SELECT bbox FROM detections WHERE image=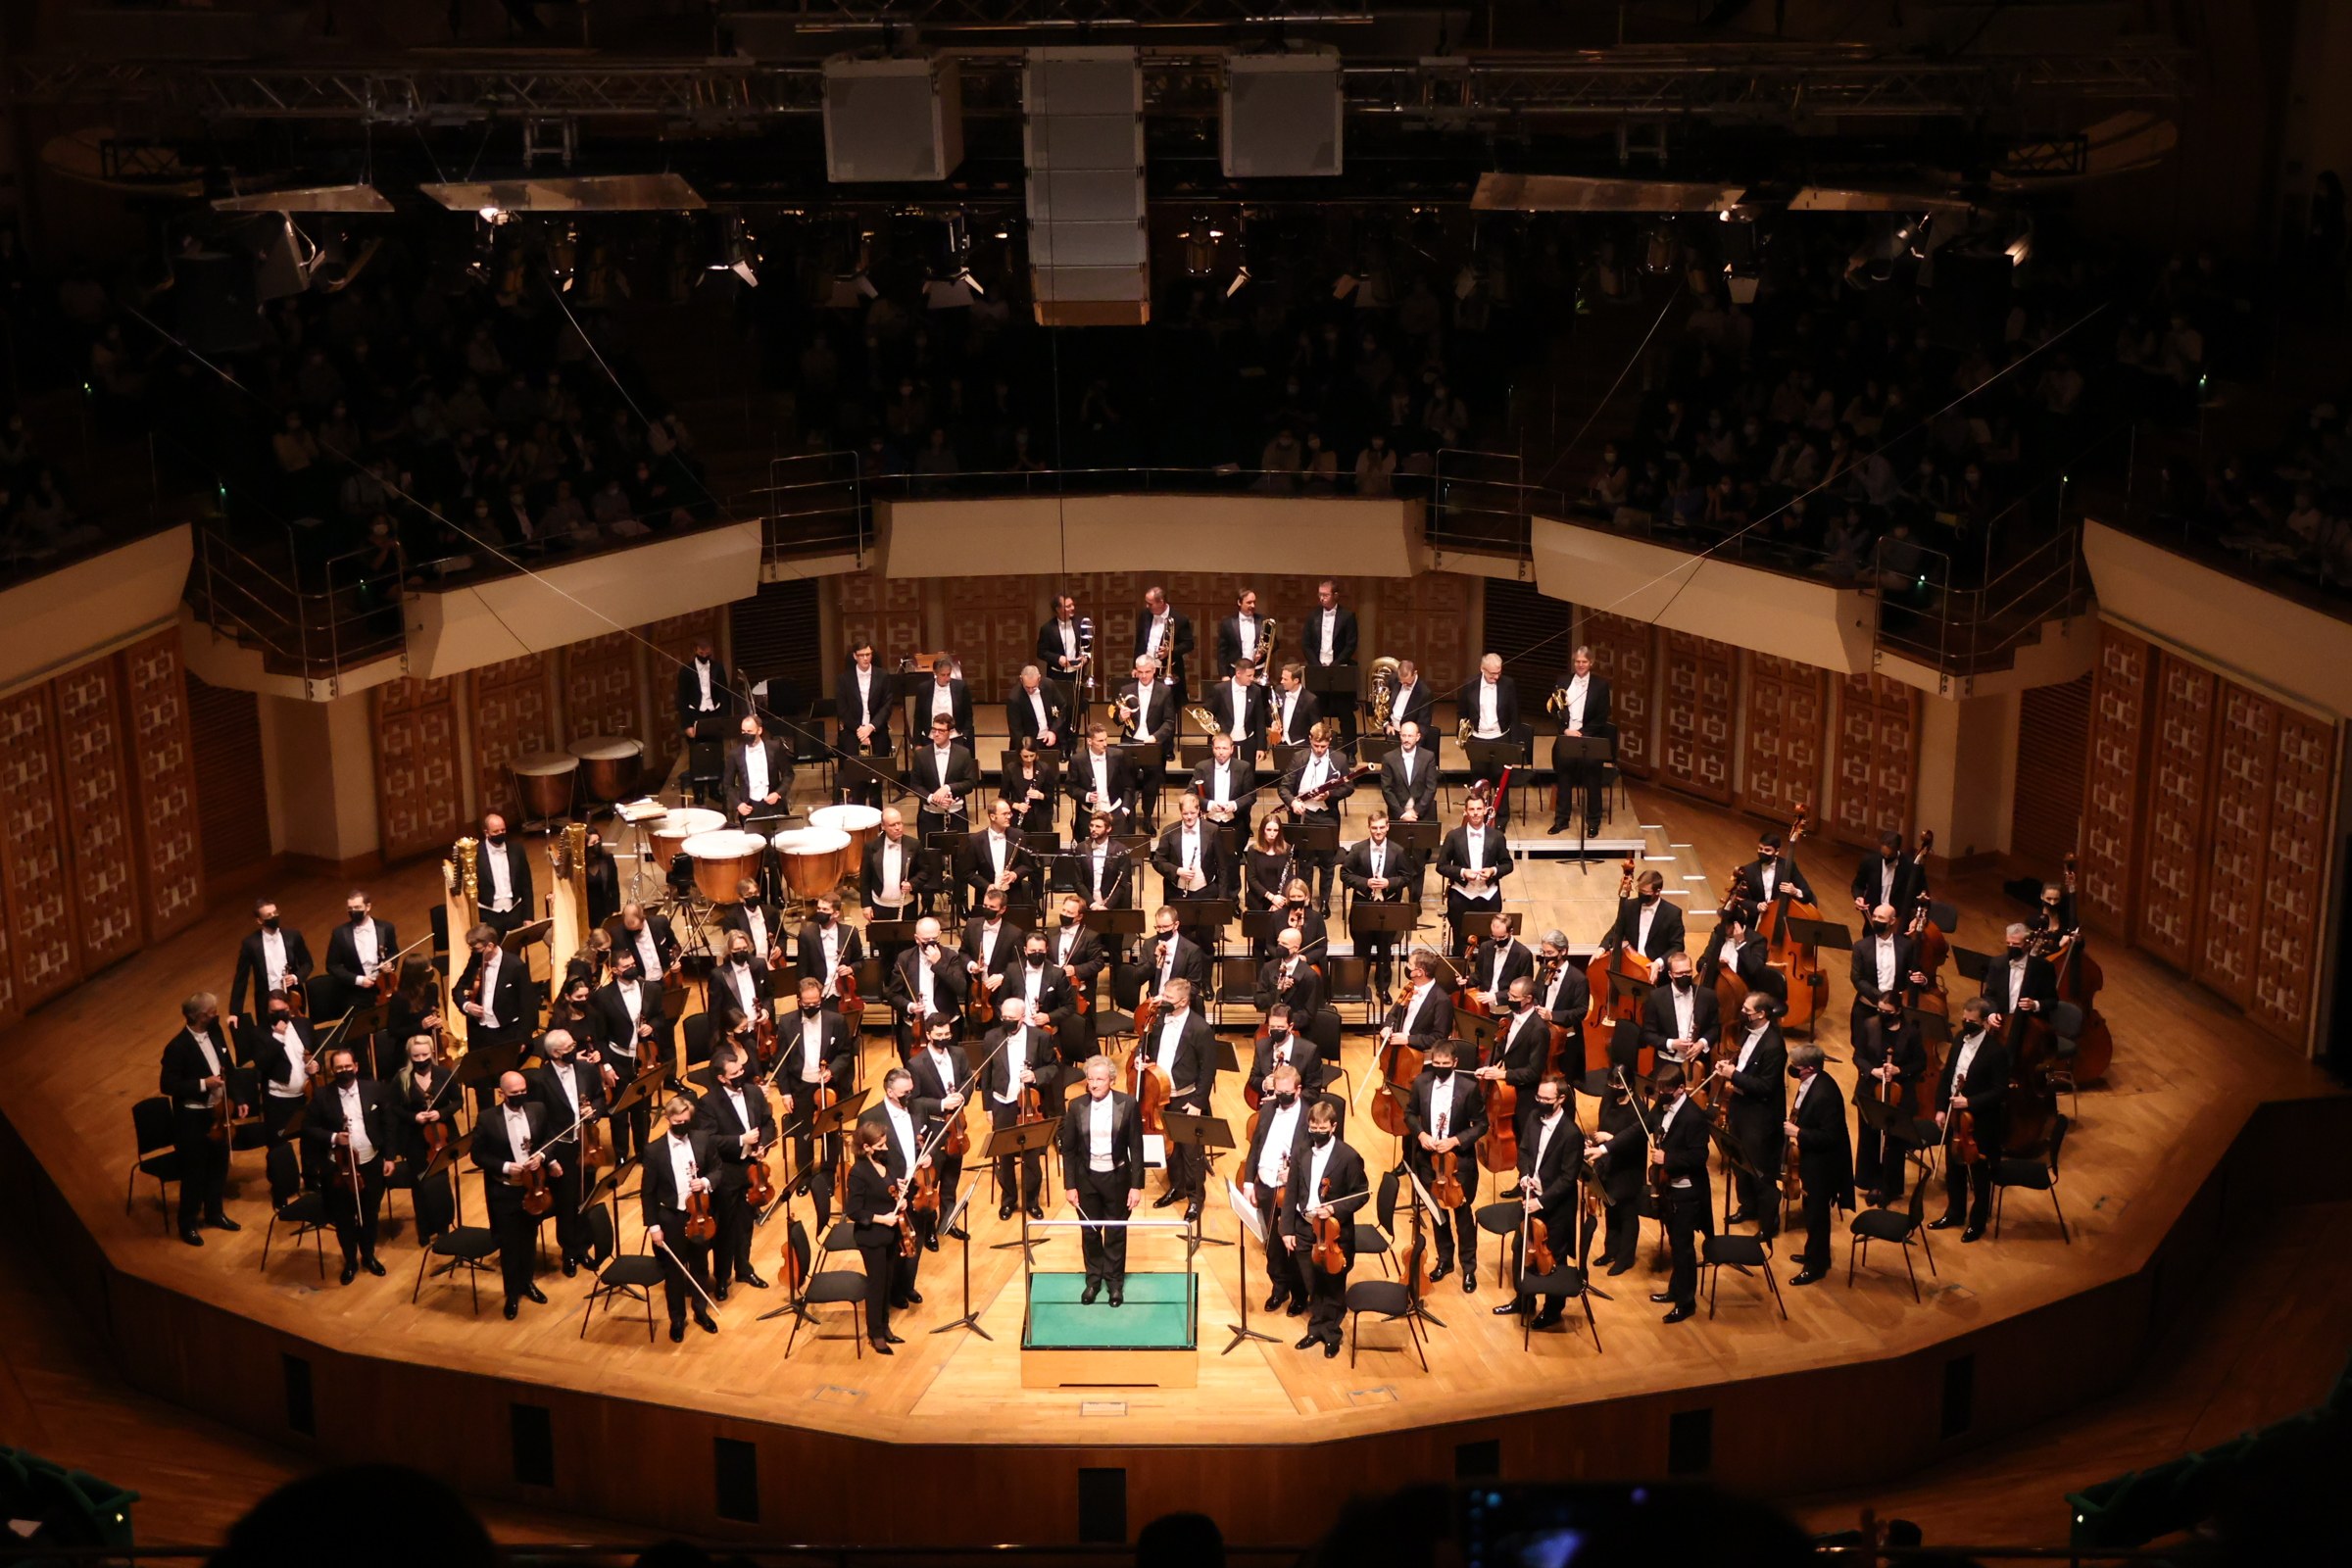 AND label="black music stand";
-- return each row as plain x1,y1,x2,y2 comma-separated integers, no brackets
984,1118,1061,1259
420,1138,475,1231
1456,1009,1501,1068
807,1088,871,1187
1159,1109,1234,1251
866,918,920,953
928,1180,992,1340
1355,733,1397,770
1280,820,1340,857
1168,896,1235,946
1271,741,1307,776
502,918,553,956
1239,909,1291,949
1788,916,1856,954
1951,947,1994,985
1348,901,1422,999
1550,736,1615,871
1303,661,1357,711
1388,820,1441,856
1219,1176,1282,1353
